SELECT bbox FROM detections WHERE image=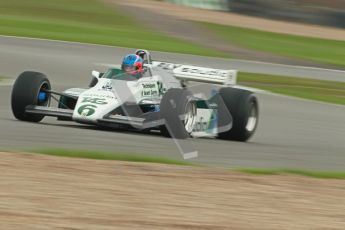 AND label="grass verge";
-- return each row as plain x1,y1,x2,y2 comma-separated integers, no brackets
25,149,344,179
238,168,345,179
200,22,345,67
32,149,195,166
238,72,345,105
0,0,224,57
